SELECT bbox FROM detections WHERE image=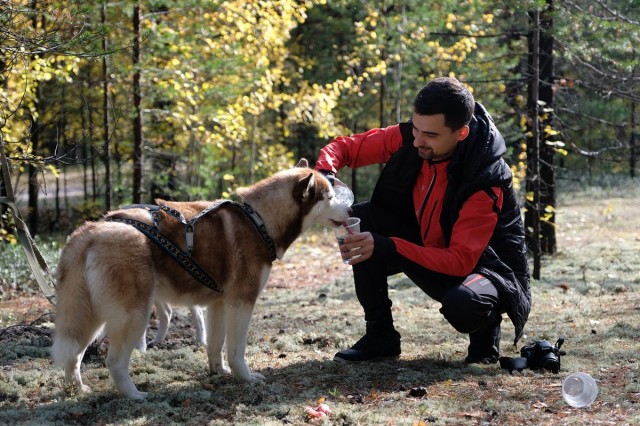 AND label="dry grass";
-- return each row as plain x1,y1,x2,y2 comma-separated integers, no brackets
1,182,639,425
